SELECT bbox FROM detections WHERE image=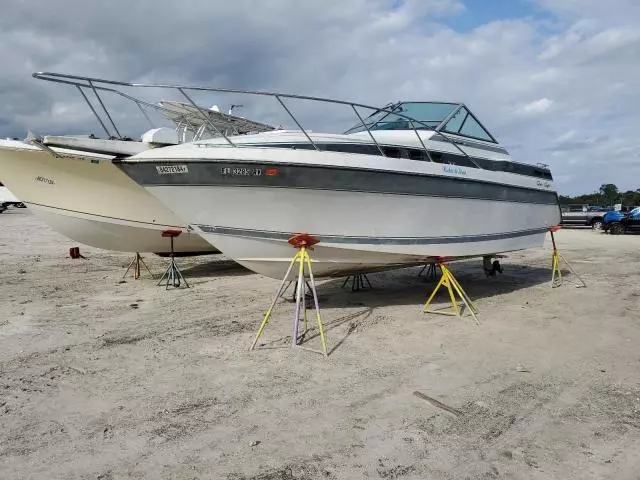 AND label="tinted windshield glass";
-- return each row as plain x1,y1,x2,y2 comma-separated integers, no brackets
345,102,458,133
442,107,494,142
